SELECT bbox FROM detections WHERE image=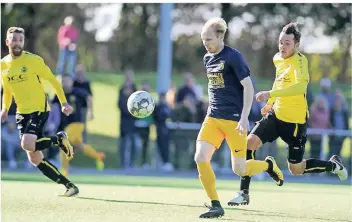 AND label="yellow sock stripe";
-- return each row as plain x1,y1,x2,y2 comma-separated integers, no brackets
293,123,298,137
42,160,61,175
304,167,326,172
36,137,51,142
